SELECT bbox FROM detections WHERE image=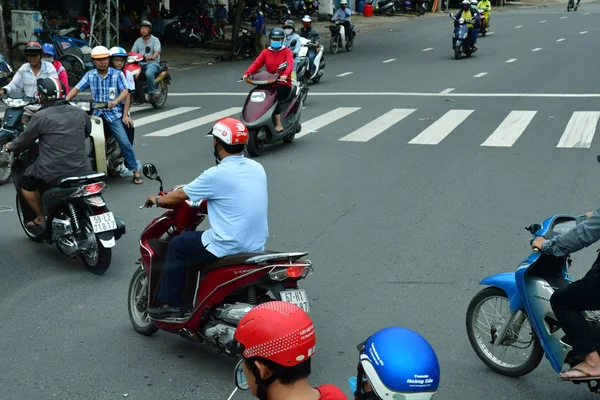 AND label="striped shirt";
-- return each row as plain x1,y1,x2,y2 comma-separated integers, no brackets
75,67,127,122
3,61,58,98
